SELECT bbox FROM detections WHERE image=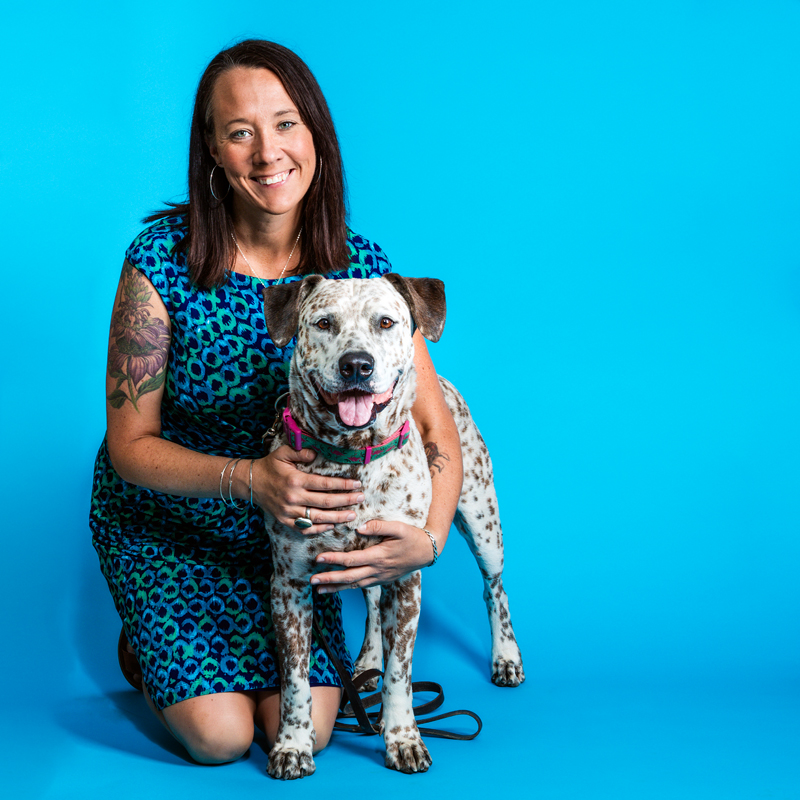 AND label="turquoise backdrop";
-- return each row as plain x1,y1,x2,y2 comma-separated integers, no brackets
2,1,799,797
